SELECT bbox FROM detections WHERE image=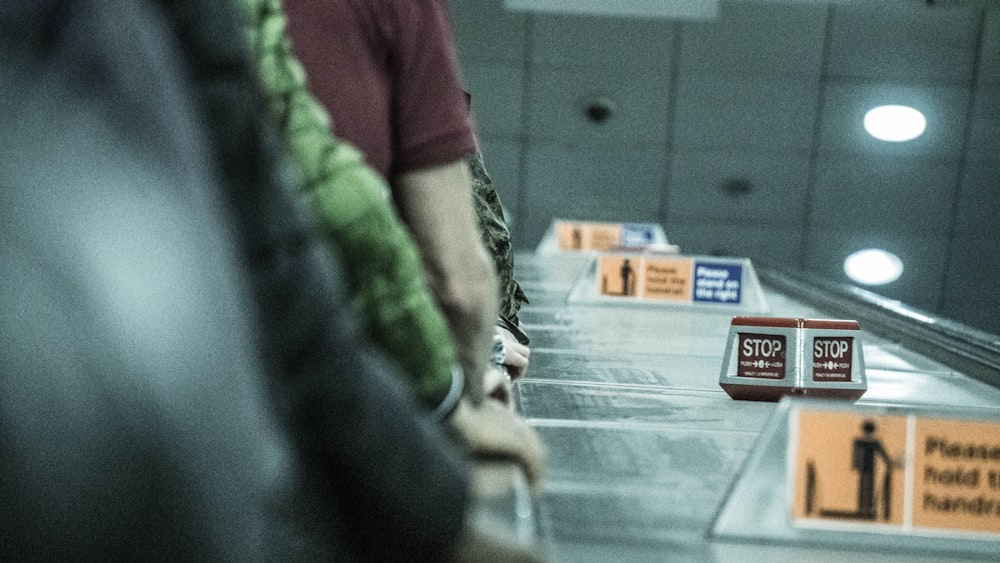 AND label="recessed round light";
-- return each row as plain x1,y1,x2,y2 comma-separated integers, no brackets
864,105,926,142
844,248,904,285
